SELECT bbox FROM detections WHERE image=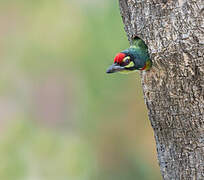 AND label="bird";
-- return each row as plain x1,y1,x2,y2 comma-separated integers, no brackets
106,37,152,74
